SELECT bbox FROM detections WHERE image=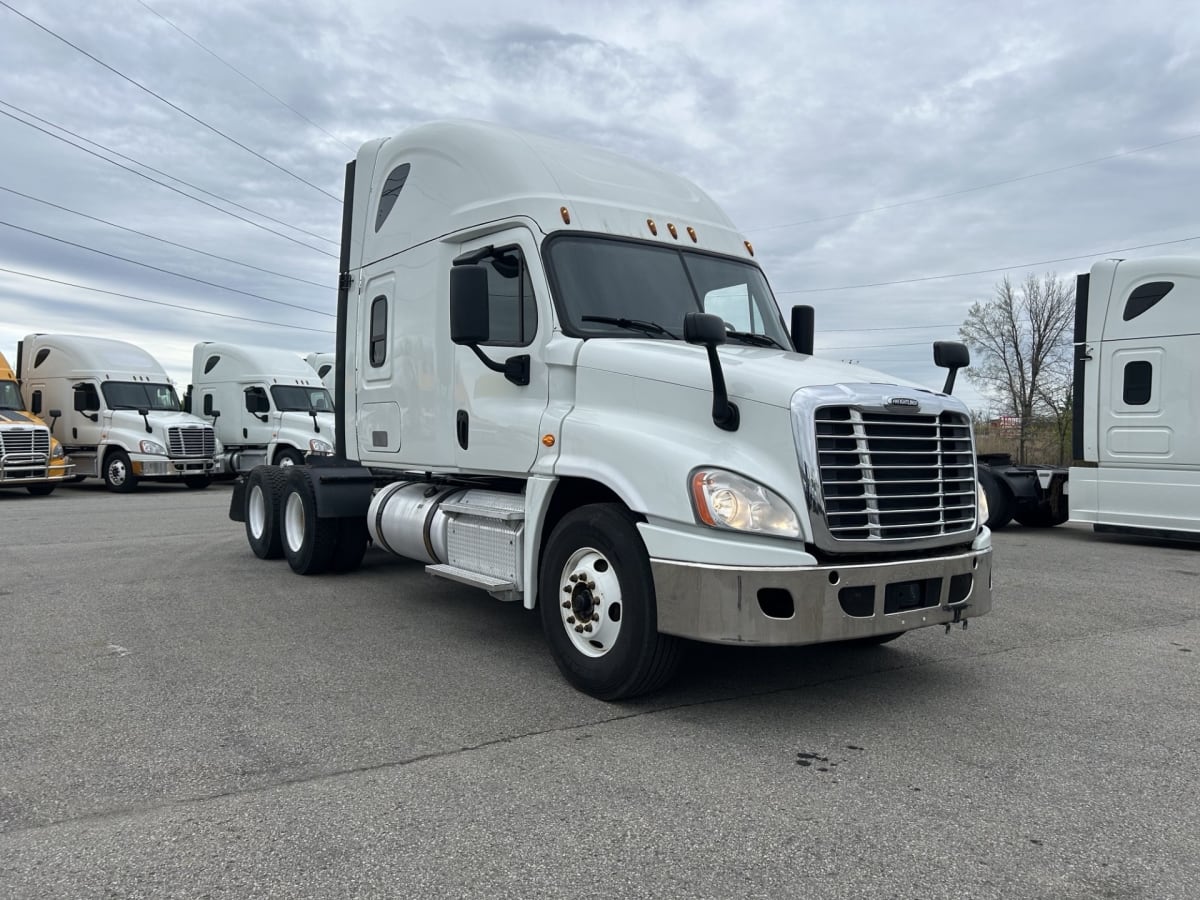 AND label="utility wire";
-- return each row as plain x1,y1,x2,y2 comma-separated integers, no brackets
819,321,957,333
0,104,339,258
0,184,331,290
0,0,342,203
748,131,1200,233
0,265,335,334
818,339,946,351
777,234,1200,294
136,0,355,154
0,219,333,317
